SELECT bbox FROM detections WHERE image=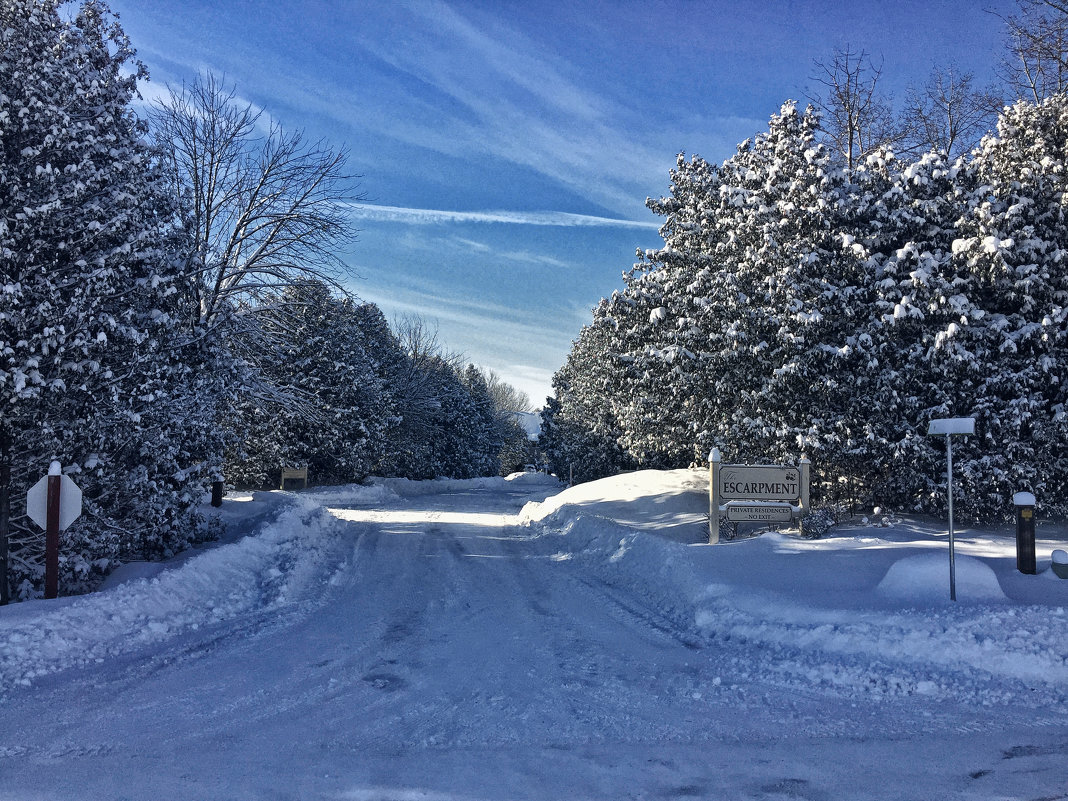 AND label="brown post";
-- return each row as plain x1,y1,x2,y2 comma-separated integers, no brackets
45,465,61,599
